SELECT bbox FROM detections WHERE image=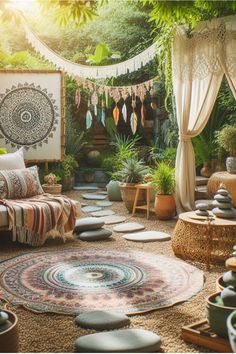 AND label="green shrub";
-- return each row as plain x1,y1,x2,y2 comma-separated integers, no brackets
216,124,236,156
151,162,175,195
